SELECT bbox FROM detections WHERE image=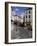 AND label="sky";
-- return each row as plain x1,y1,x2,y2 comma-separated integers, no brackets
11,6,32,15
